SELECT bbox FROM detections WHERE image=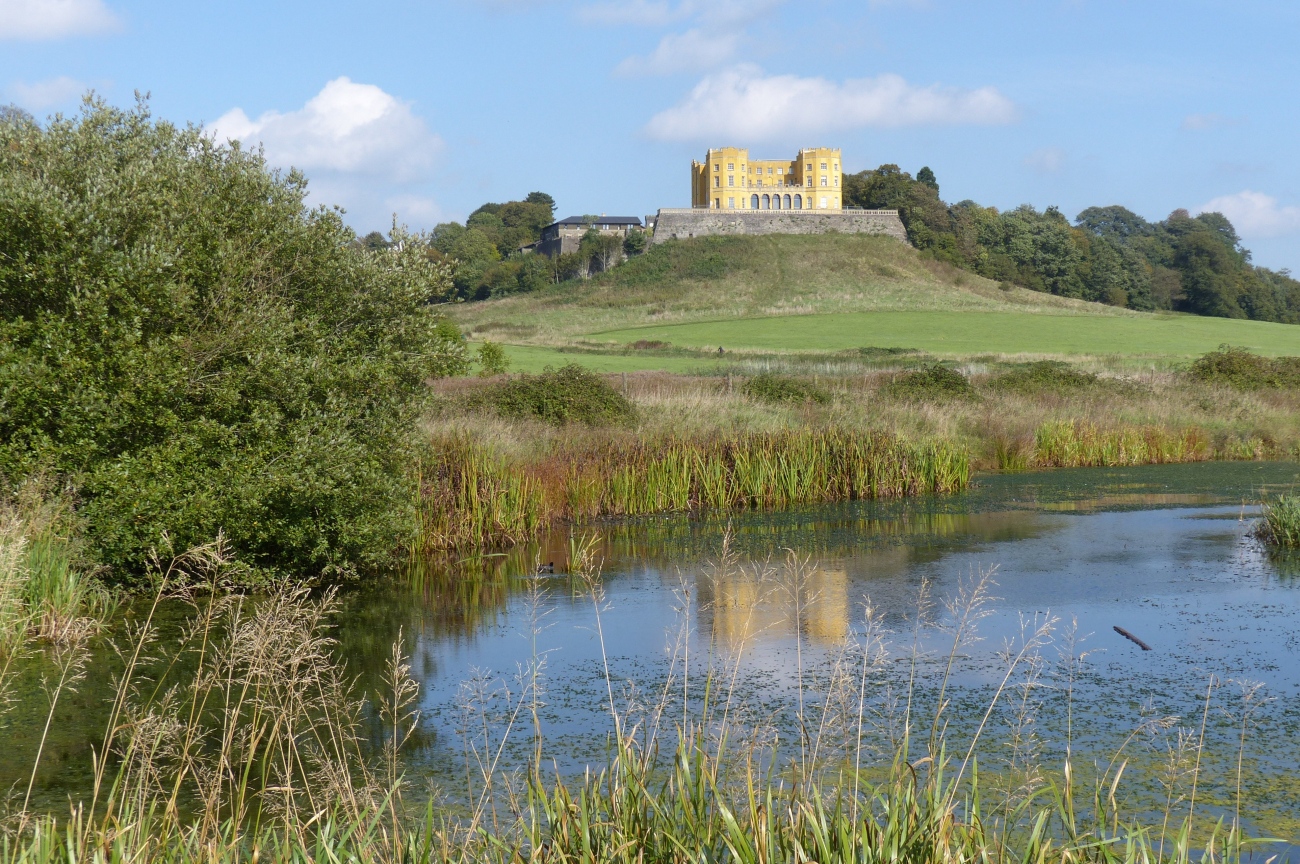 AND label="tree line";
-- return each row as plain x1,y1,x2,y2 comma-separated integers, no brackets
845,165,1300,323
